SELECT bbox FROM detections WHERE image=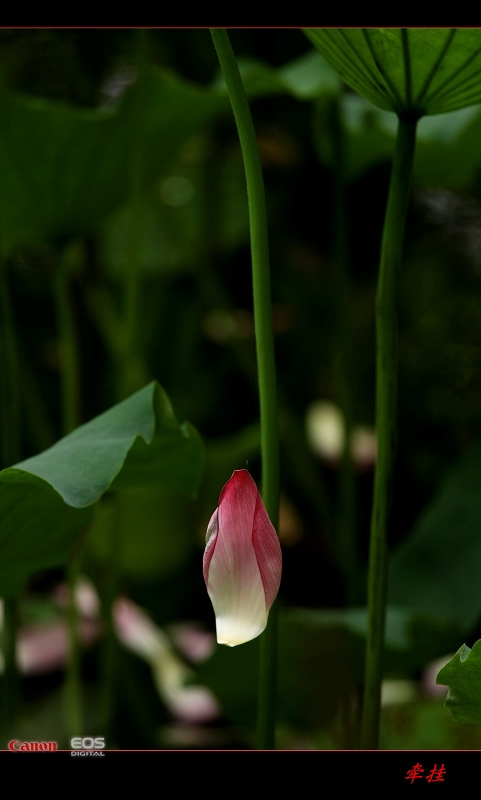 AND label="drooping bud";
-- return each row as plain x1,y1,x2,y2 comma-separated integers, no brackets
203,470,282,647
